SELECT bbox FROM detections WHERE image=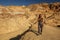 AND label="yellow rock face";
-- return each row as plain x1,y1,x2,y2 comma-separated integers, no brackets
0,2,60,35
0,5,37,35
